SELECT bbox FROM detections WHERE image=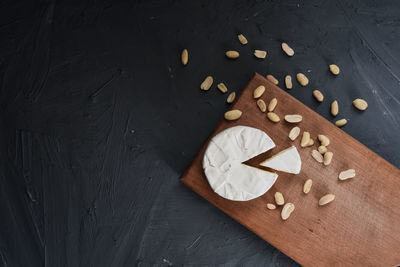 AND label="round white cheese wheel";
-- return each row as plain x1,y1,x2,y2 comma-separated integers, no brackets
202,126,278,201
